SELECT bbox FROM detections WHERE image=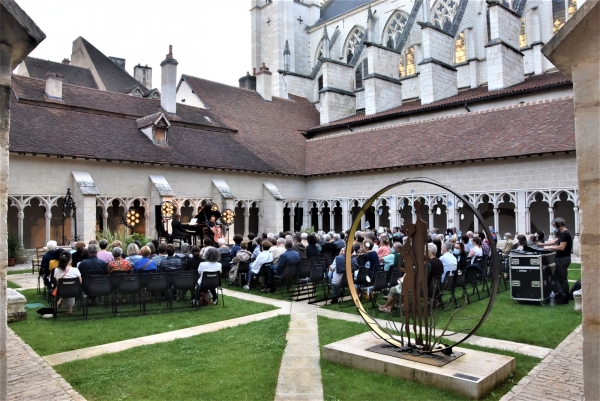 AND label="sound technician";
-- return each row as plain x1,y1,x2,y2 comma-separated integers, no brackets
538,217,573,304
